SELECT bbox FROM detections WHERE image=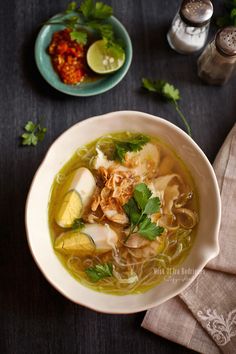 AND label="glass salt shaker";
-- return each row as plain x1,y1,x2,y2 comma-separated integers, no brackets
198,27,236,85
167,0,213,54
